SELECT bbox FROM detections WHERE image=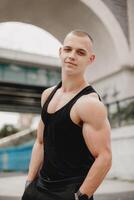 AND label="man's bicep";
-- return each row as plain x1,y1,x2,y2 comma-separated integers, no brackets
77,98,111,157
36,119,45,145
82,117,111,158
